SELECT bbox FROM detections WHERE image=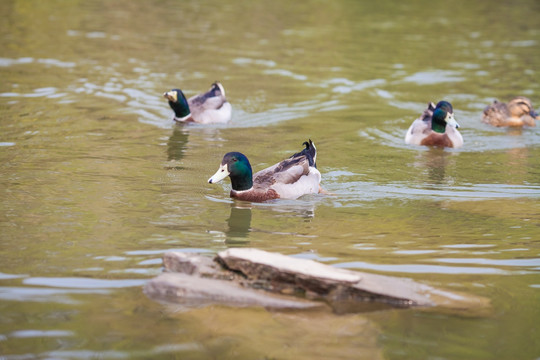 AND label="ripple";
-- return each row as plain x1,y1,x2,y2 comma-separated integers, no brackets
23,277,146,289
0,272,26,279
43,350,128,359
0,57,76,68
442,244,495,249
227,98,341,129
291,252,338,262
94,256,127,262
334,261,508,275
36,58,76,68
0,286,108,304
125,248,212,256
331,79,386,94
9,330,74,338
508,40,536,47
401,70,465,85
393,250,438,255
232,57,276,67
263,68,307,81
435,257,540,268
0,87,66,99
0,57,34,66
86,31,107,38
327,181,540,204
